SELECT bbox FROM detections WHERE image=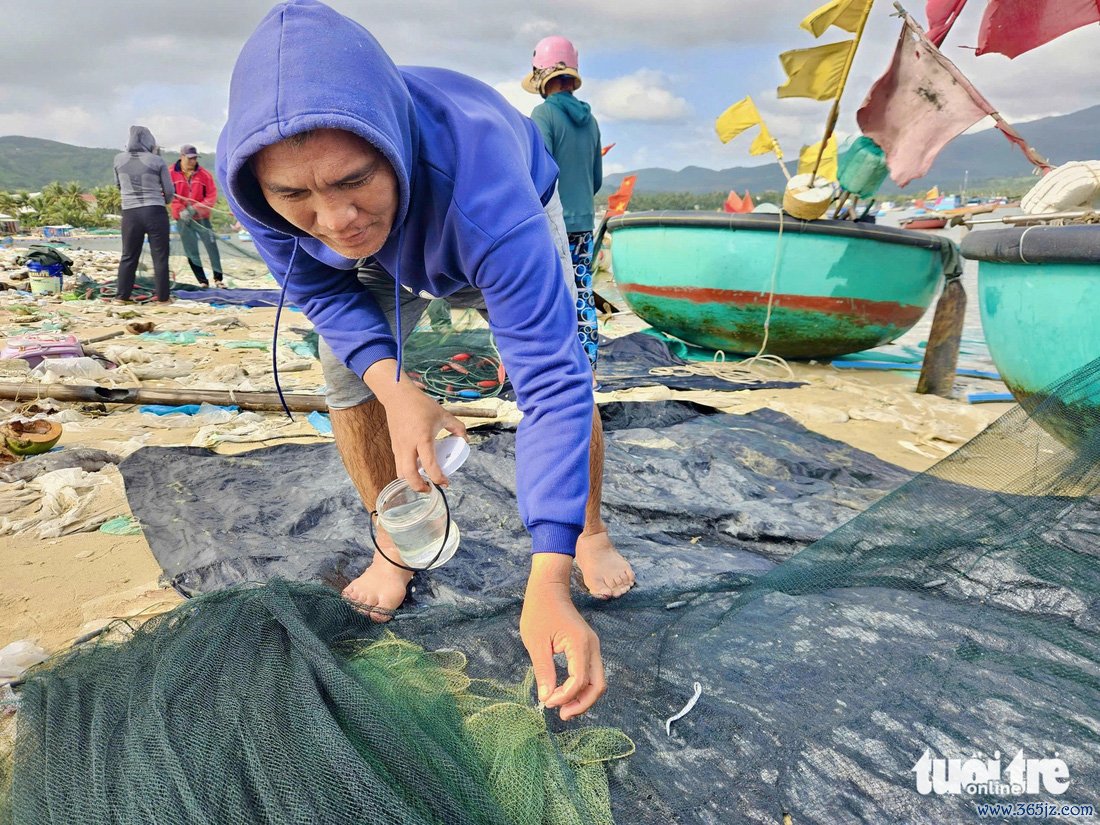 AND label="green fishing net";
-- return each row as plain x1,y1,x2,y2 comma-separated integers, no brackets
0,581,631,825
